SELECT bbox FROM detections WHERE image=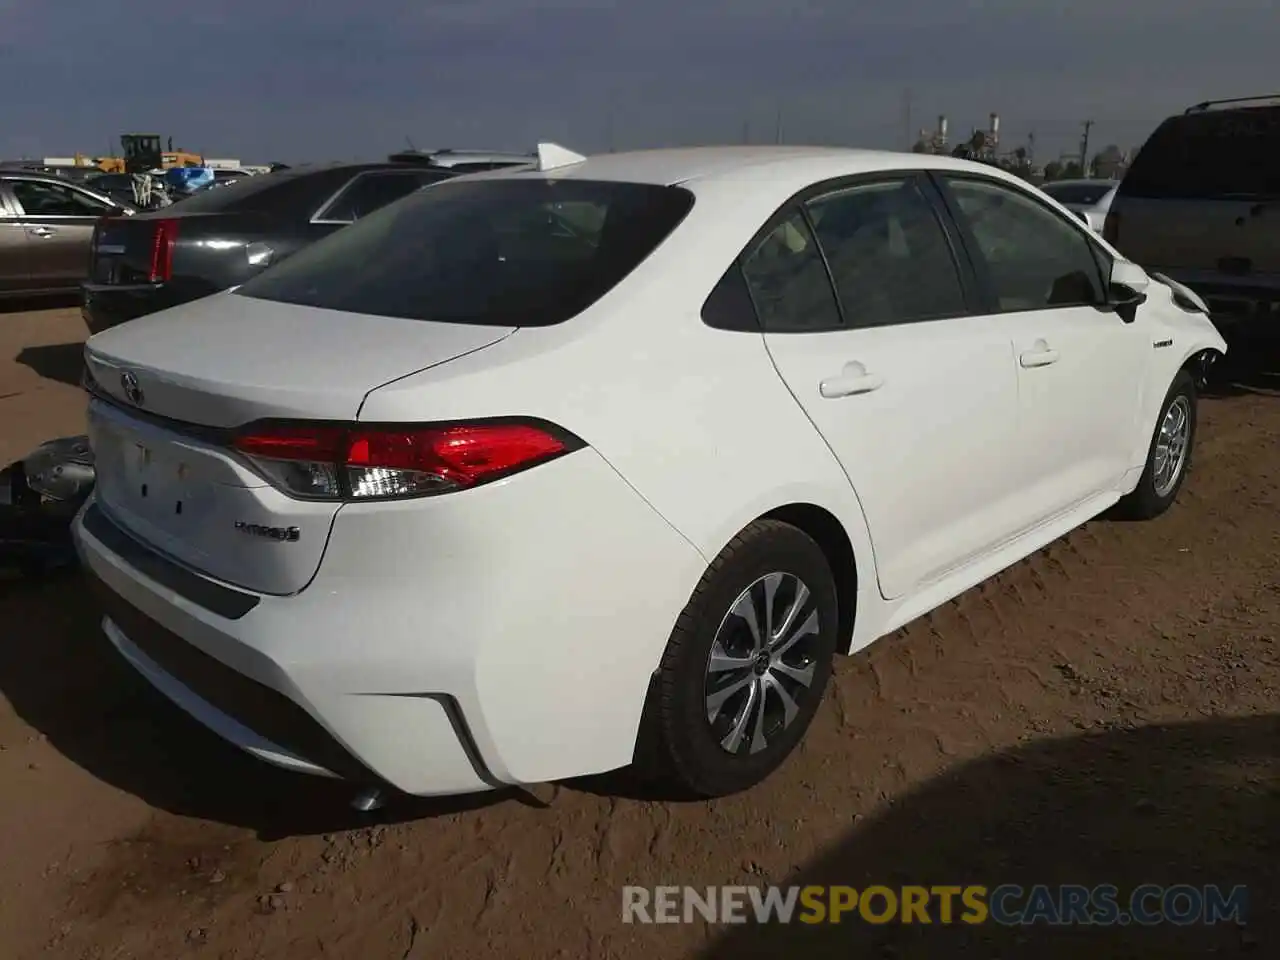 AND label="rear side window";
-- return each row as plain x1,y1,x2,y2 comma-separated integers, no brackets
1122,107,1280,200
805,179,967,327
237,178,695,326
315,171,445,223
740,210,842,332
